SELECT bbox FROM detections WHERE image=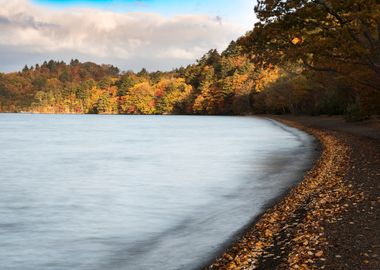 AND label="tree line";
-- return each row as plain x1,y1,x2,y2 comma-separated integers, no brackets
1,0,379,119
